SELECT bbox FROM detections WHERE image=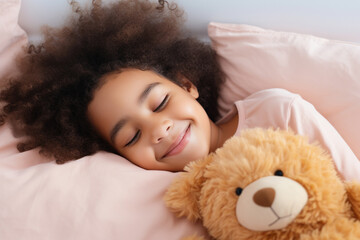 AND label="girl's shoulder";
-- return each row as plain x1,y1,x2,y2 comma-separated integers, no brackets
218,88,307,127
231,88,307,133
236,88,303,110
244,88,300,101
